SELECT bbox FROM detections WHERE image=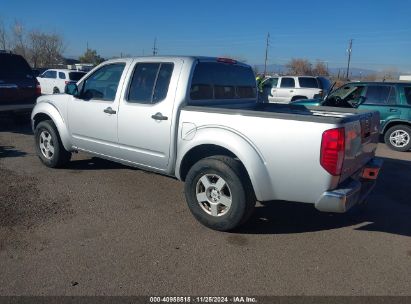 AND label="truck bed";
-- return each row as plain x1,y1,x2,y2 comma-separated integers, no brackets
179,102,380,203
183,102,376,125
